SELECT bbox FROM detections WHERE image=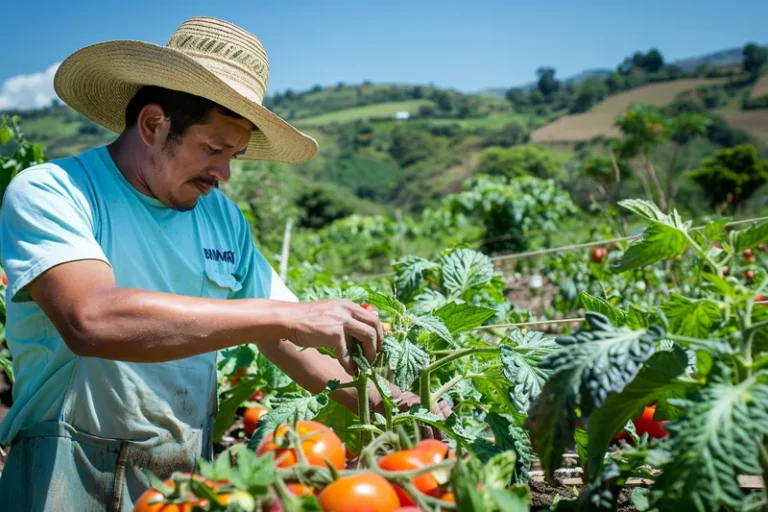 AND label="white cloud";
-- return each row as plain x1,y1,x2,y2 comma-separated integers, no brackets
0,62,62,111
